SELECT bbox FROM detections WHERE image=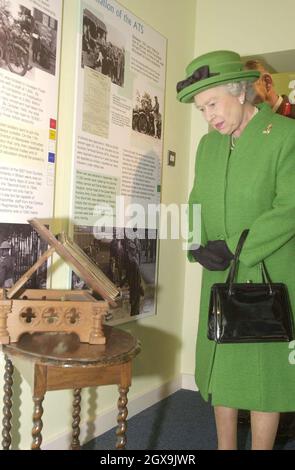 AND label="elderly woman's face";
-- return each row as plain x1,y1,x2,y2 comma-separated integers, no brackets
194,86,244,135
